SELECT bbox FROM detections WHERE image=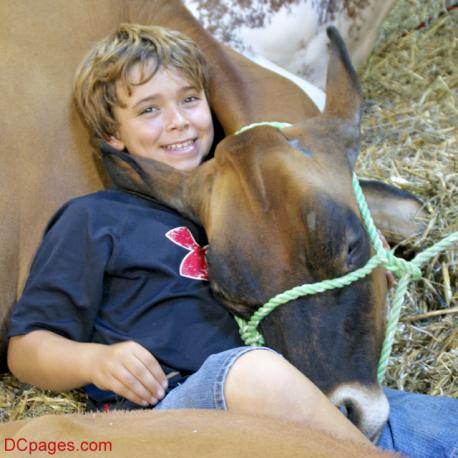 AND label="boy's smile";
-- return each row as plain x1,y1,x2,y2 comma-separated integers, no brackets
108,65,214,171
